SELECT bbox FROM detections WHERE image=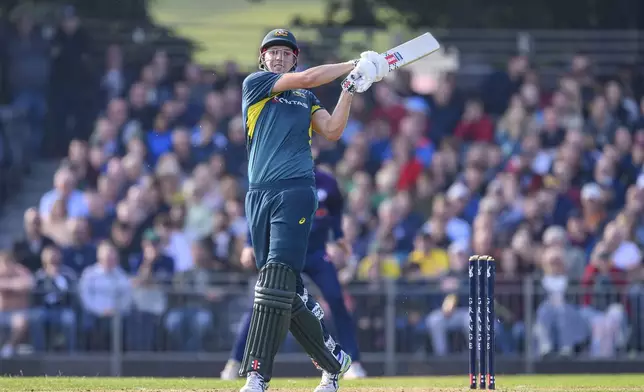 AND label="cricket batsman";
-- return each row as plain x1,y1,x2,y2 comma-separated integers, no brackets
221,166,366,381
238,28,387,392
